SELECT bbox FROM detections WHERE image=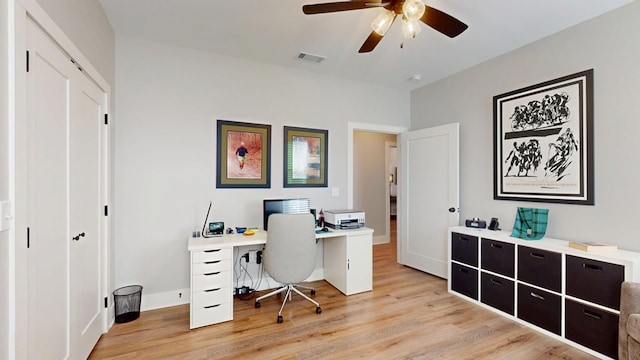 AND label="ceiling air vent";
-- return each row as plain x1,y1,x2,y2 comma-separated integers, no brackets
296,52,326,64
